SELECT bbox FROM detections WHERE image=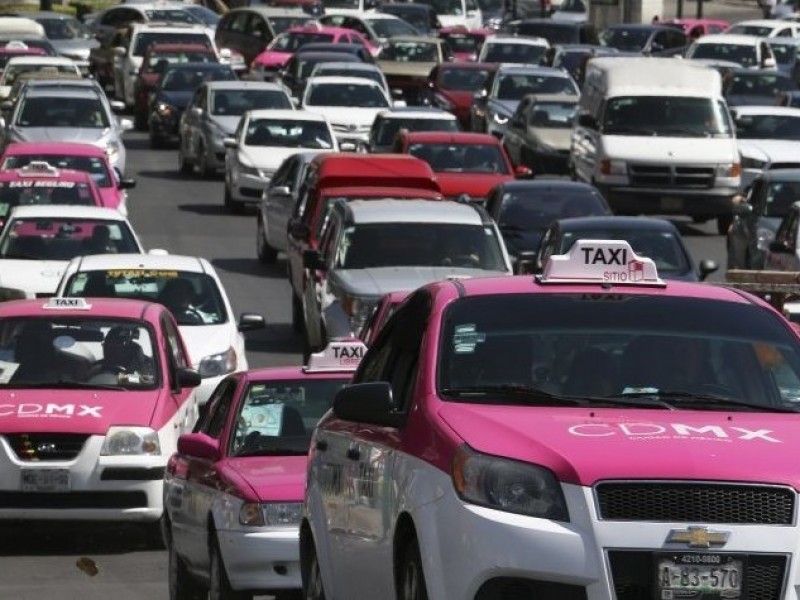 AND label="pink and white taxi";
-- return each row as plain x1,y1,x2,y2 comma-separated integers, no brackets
0,296,200,545
163,339,365,599
302,240,800,600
